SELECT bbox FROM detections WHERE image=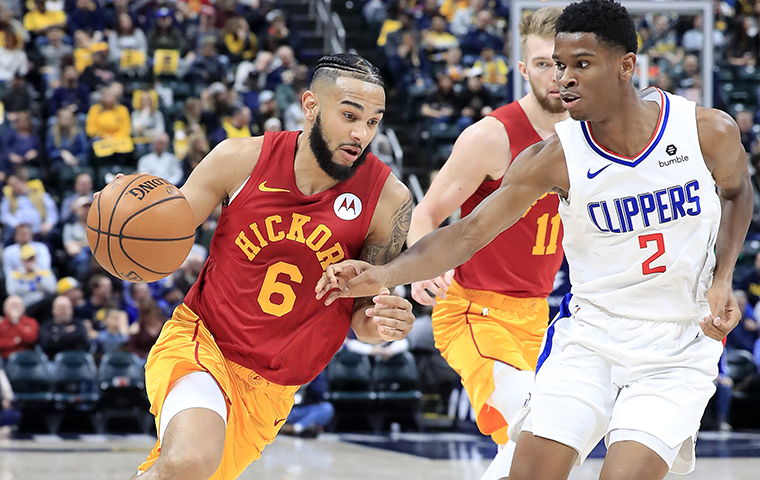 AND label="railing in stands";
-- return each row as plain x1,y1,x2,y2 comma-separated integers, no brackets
309,0,346,53
386,128,404,172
